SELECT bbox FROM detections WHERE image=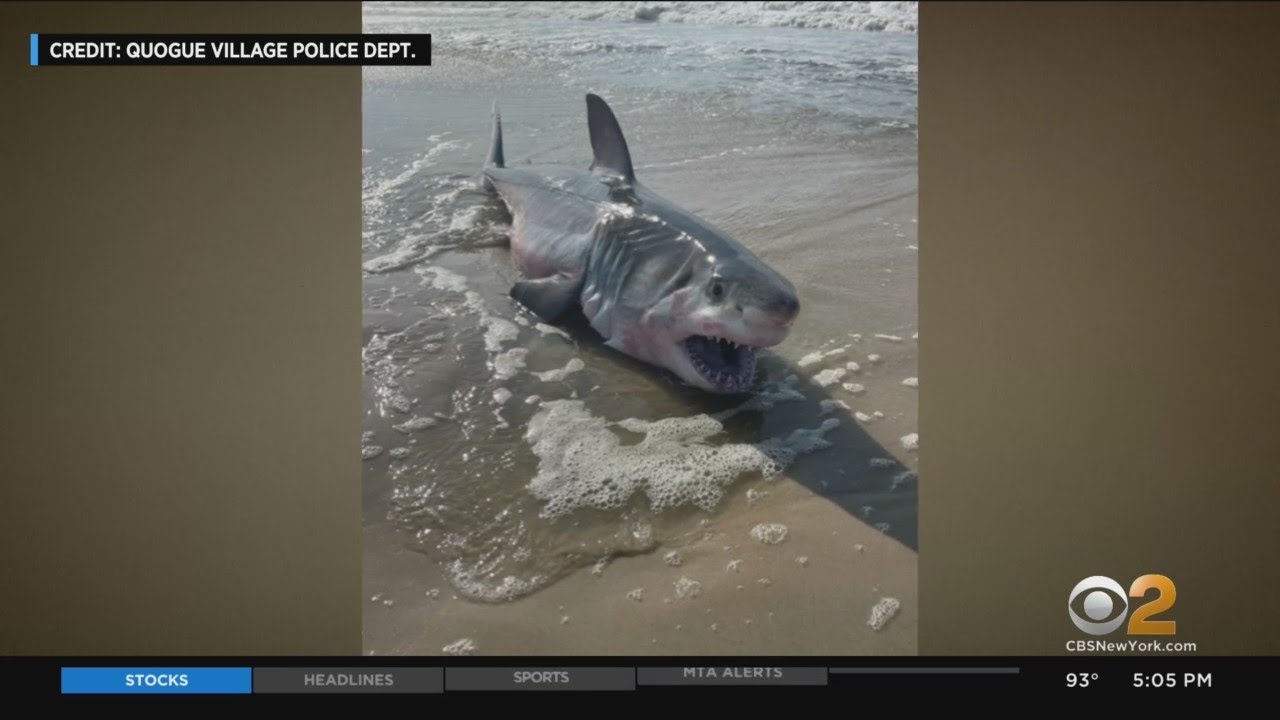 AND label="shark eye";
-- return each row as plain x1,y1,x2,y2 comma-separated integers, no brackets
710,281,724,299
